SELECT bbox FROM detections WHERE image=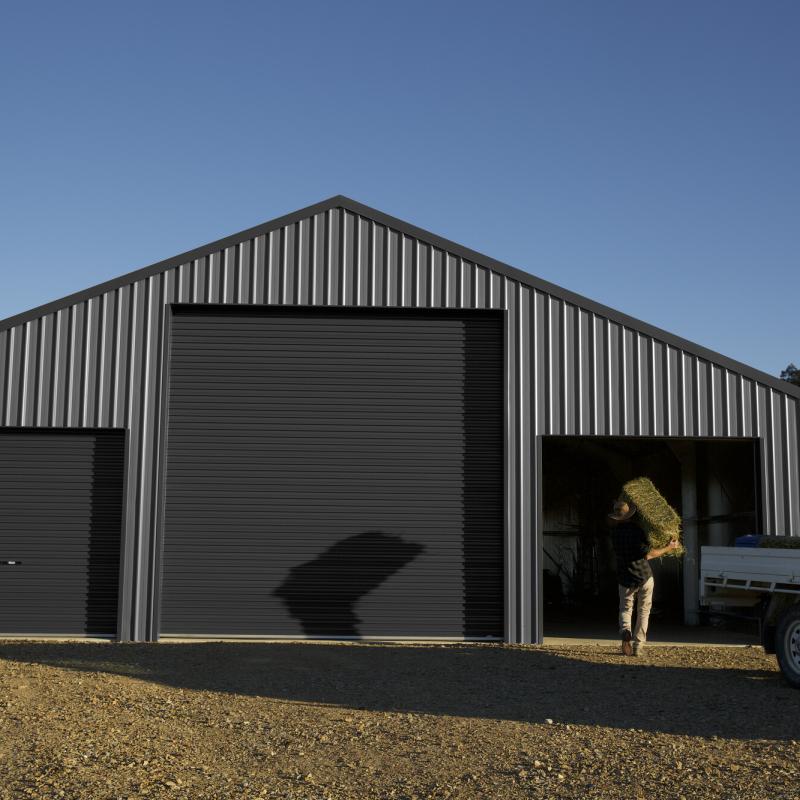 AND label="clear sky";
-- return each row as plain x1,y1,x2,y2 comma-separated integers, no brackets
1,2,797,377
